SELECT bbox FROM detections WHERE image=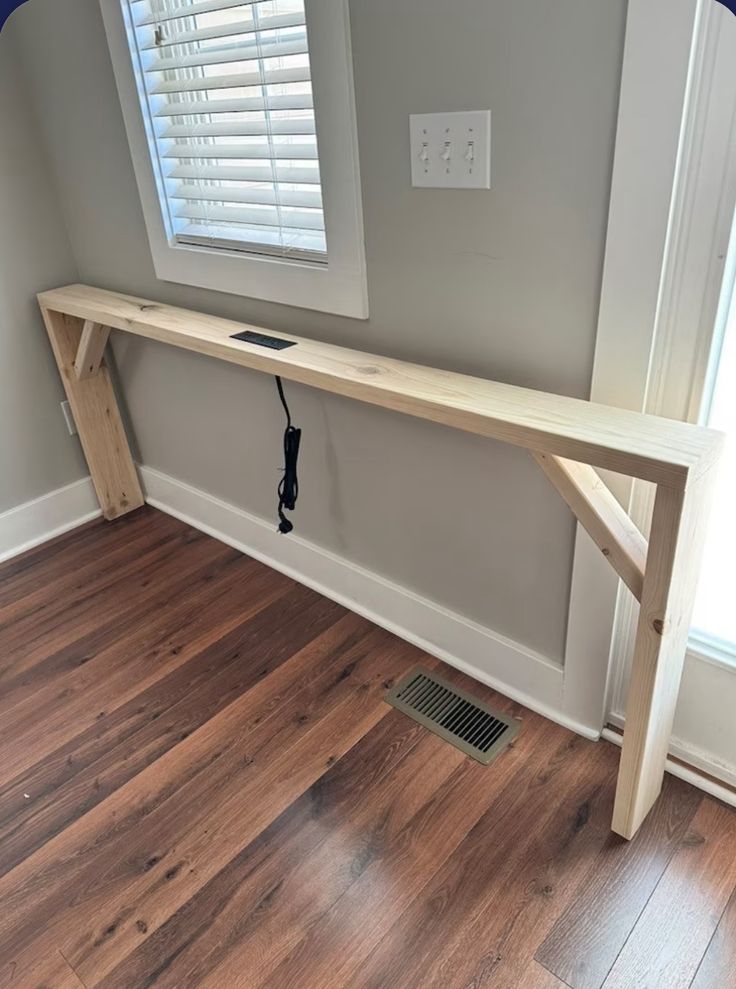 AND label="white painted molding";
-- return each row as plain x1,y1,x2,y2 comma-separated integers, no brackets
560,0,704,735
0,477,101,564
604,4,736,748
609,638,736,790
564,0,736,748
139,464,599,741
602,727,736,808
